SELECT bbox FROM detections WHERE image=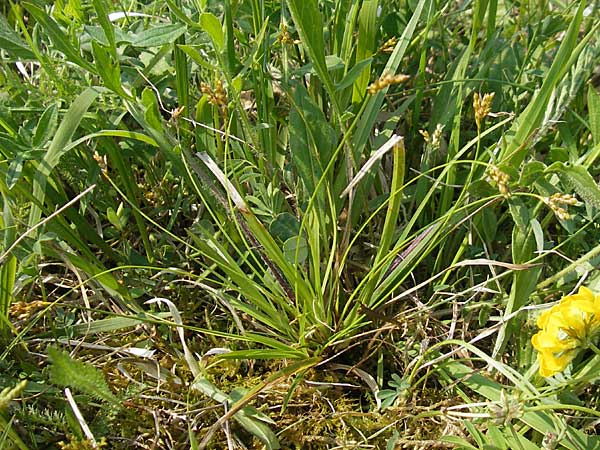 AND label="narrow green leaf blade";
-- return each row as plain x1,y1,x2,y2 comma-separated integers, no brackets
23,2,96,72
353,0,428,153
32,104,59,149
286,0,338,108
351,0,378,103
91,0,116,52
28,87,100,229
92,42,128,97
588,86,600,147
0,14,34,59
